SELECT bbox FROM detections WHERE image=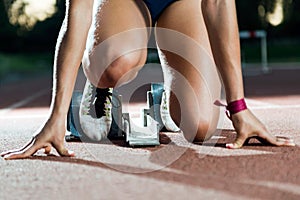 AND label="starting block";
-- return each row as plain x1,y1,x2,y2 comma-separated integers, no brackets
66,90,160,146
